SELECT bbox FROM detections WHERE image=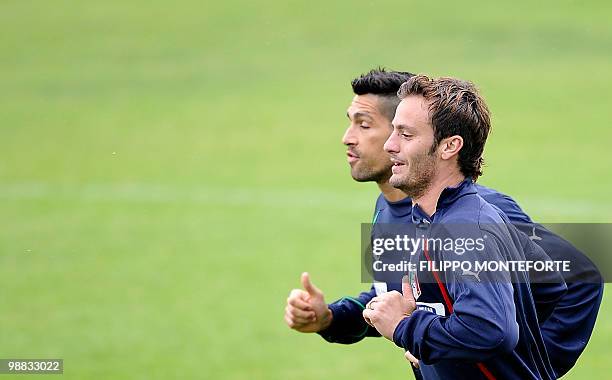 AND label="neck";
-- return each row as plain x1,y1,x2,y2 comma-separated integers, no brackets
377,180,408,203
412,170,465,217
